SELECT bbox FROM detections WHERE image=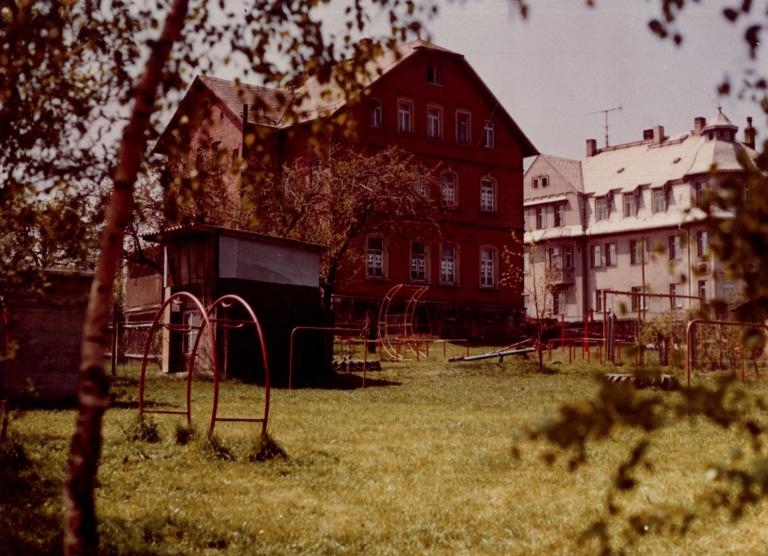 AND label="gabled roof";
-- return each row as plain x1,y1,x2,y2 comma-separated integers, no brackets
197,75,291,126
161,40,537,156
538,154,583,191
